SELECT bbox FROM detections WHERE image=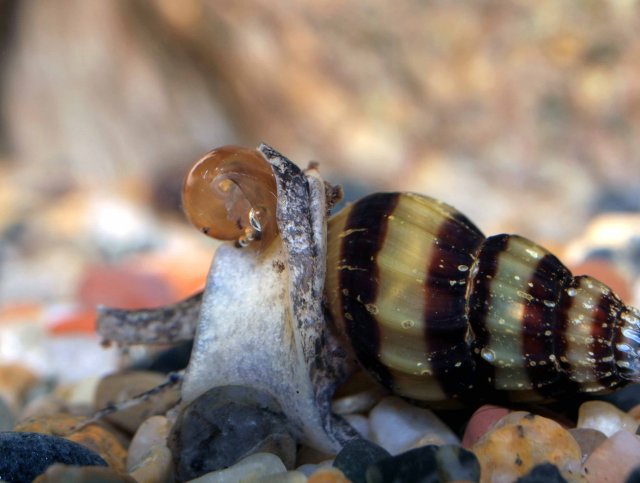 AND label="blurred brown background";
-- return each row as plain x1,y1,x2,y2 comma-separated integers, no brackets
1,0,640,309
